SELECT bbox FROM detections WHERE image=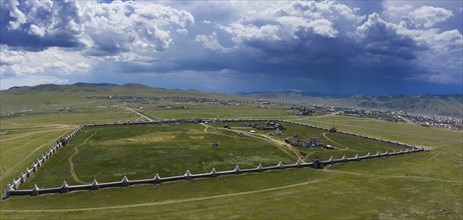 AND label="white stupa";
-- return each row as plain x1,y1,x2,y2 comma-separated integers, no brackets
257,163,264,171
91,178,99,190
234,165,241,173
